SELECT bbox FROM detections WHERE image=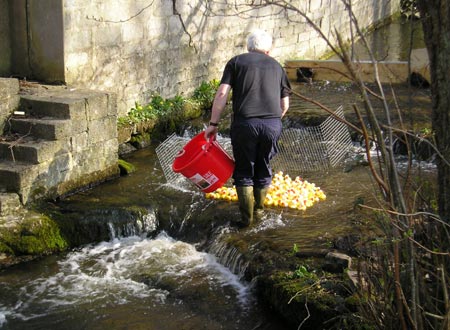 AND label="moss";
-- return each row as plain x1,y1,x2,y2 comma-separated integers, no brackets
118,159,136,175
0,213,68,256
